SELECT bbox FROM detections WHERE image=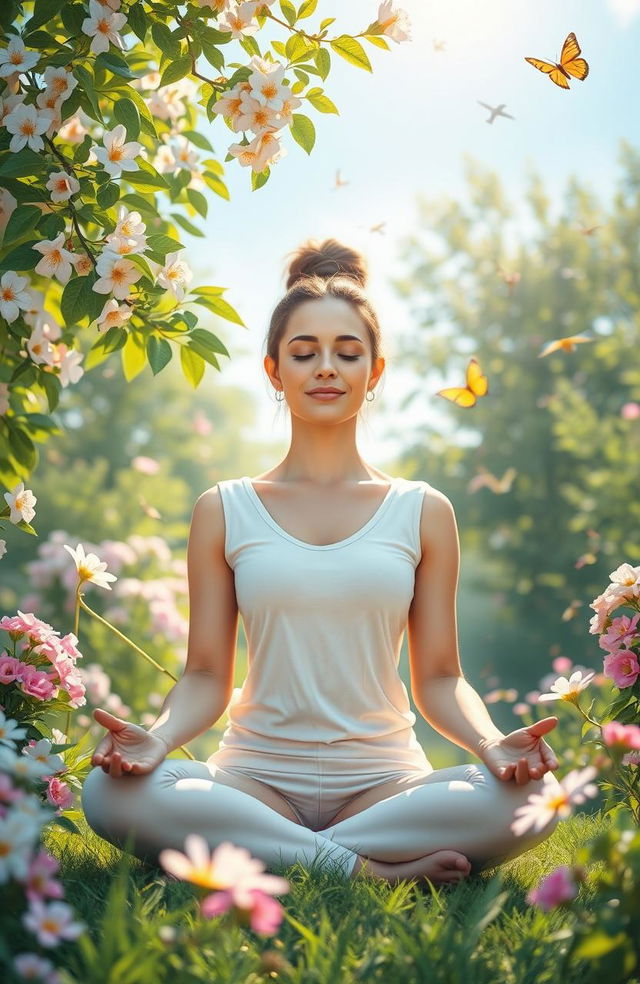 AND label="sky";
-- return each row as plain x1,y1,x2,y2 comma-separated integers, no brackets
180,0,640,468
